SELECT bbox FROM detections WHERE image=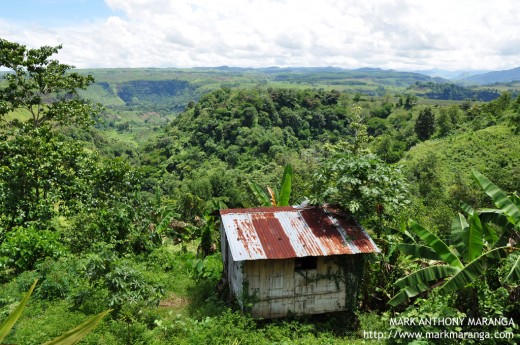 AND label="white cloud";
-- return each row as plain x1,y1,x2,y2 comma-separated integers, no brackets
1,0,519,70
